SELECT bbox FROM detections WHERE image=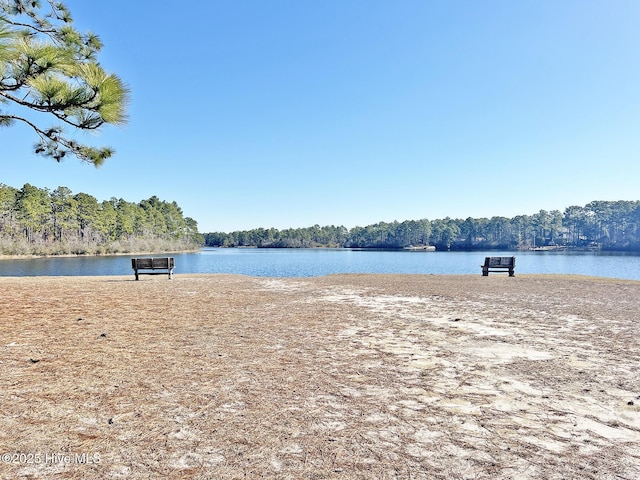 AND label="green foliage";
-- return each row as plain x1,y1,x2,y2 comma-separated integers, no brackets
0,0,129,165
204,201,640,252
0,182,202,255
206,220,432,250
